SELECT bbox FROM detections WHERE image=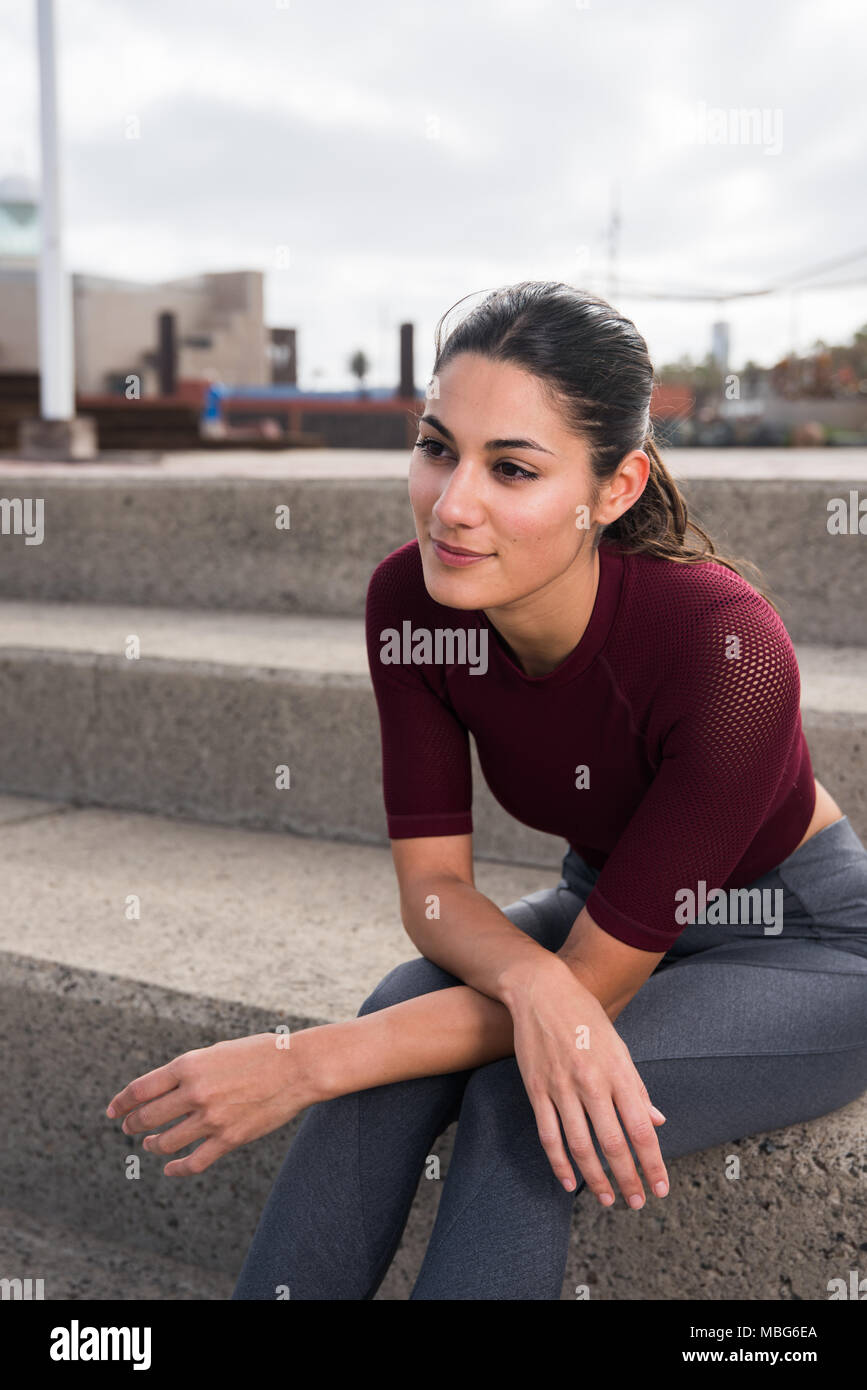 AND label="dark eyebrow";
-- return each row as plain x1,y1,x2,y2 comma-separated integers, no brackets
418,413,555,456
